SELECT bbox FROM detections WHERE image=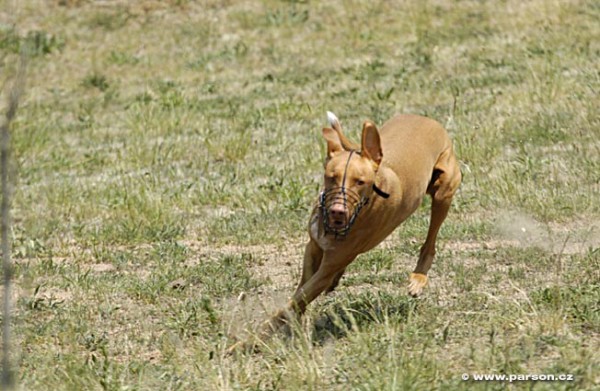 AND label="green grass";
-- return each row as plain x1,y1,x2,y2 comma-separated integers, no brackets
2,0,599,389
